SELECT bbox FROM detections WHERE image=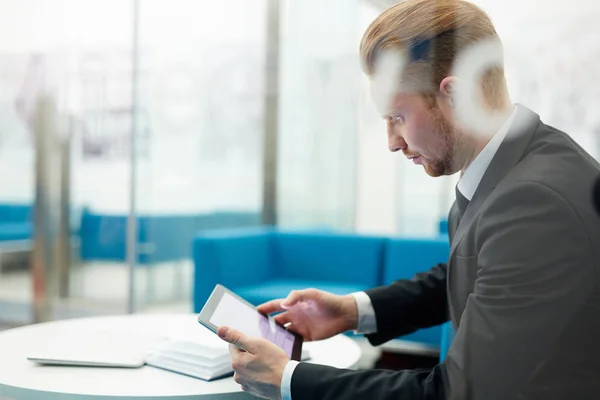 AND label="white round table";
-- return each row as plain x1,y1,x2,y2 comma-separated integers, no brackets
0,314,362,399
